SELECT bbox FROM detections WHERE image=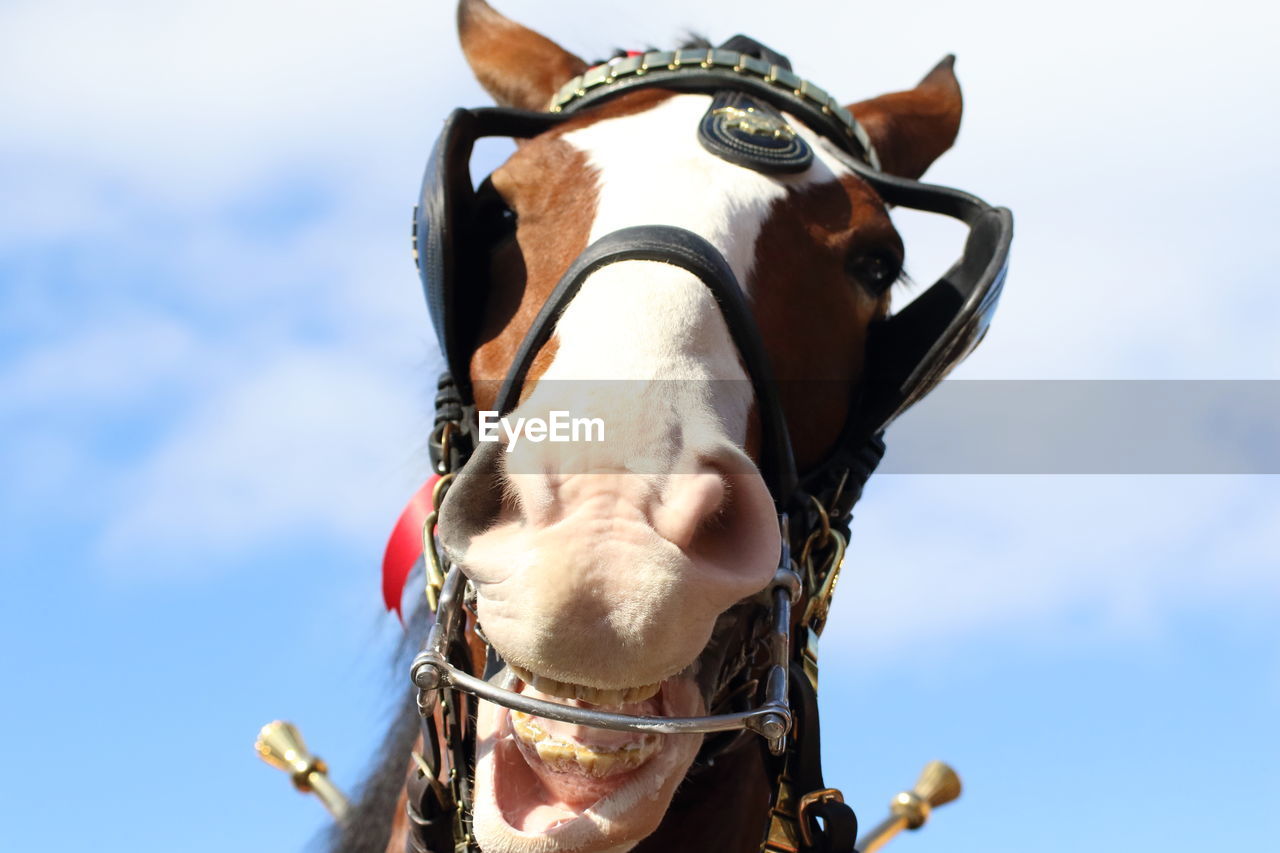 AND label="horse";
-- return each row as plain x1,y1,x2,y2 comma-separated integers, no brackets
331,2,1011,851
